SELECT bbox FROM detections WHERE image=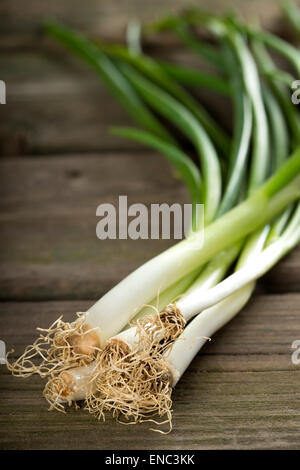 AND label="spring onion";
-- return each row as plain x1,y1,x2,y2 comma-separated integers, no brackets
7,9,300,433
